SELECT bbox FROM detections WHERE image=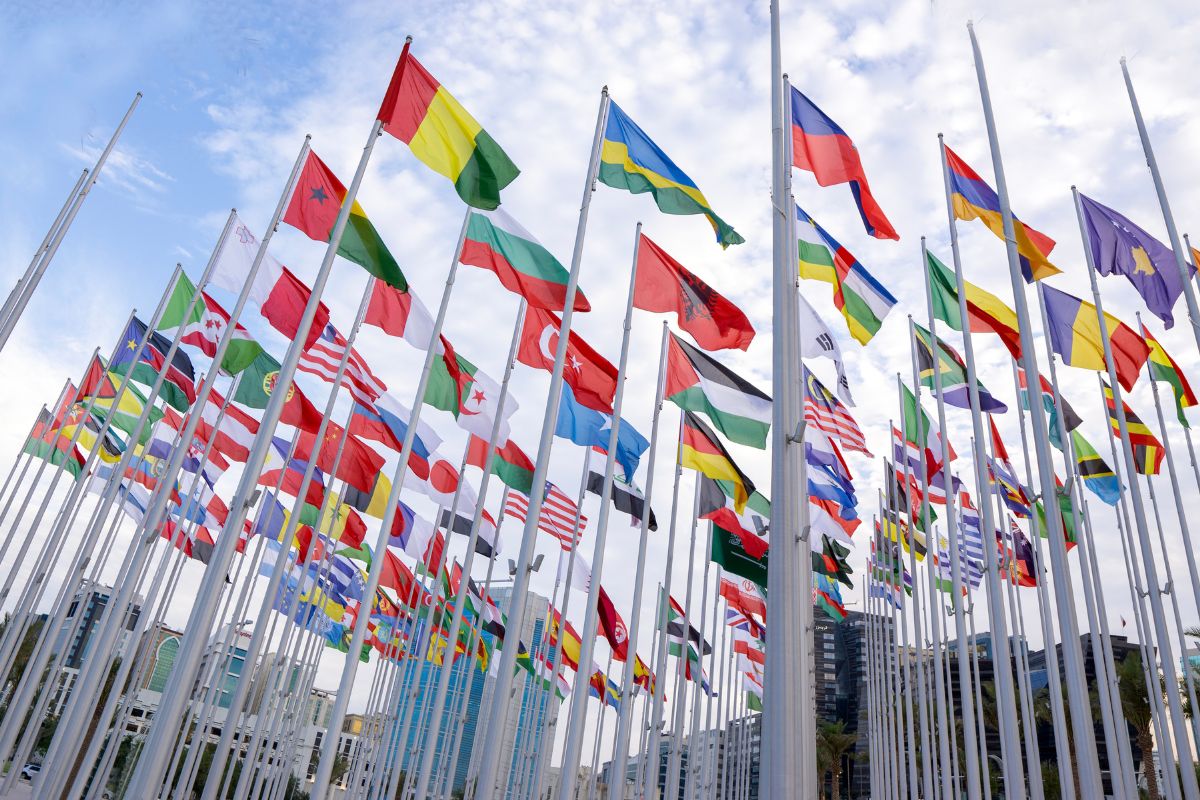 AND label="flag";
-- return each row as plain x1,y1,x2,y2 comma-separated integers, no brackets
515,644,570,699
665,333,770,449
719,572,766,620
232,350,325,434
558,548,592,592
1079,193,1196,327
588,670,621,710
518,305,617,414
1042,285,1150,392
209,214,330,350
297,322,386,405
348,393,442,461
295,421,385,496
438,507,500,558
364,278,438,350
789,85,897,240
795,205,896,344
1017,368,1083,451
284,150,407,290
1101,381,1164,475
698,476,769,559
912,322,1007,412
1070,429,1121,506
599,100,742,247
814,573,848,621
25,410,84,478
504,484,586,549
1034,477,1078,550
586,470,656,531
634,234,754,351
554,382,649,479
260,436,325,507
424,338,518,443
901,384,955,466
797,294,854,405
812,535,854,588
460,207,588,311
925,250,1021,359
388,501,438,560
377,48,519,209
159,272,265,375
597,585,629,661
109,317,196,411
467,434,535,494
802,368,870,455
680,411,756,512
943,144,1060,282
711,524,768,587
53,387,124,463
1141,324,1197,426
659,591,711,657
549,607,582,670
85,372,163,445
